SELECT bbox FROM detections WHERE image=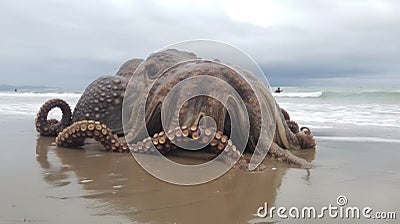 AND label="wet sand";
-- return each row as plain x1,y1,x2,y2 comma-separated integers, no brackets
0,117,399,223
